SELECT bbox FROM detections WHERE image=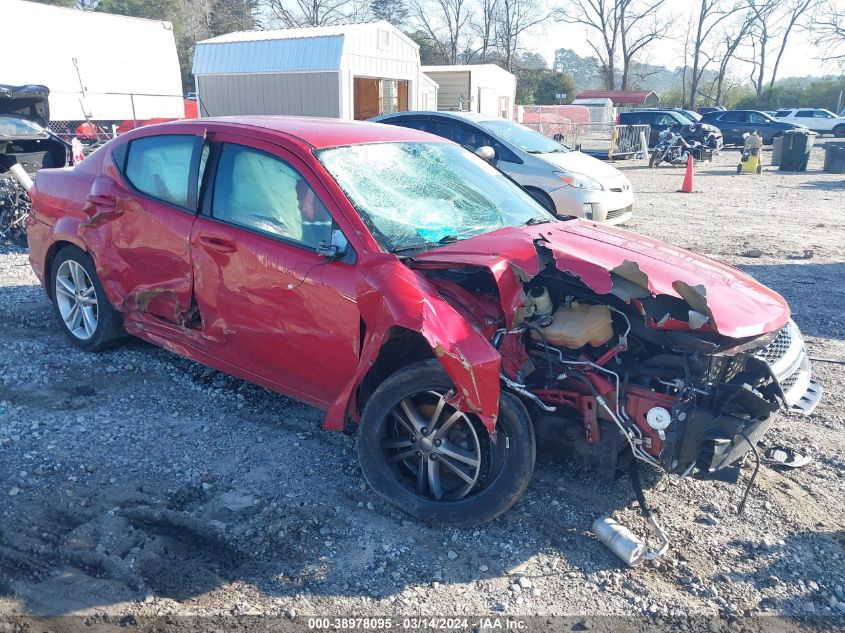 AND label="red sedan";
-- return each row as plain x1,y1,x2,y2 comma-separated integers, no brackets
25,117,820,535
